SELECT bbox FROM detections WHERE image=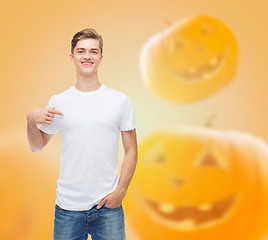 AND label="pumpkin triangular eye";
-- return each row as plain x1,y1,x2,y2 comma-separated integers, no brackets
169,38,187,53
174,39,187,49
195,147,227,168
144,142,166,164
199,152,219,167
200,24,214,35
155,153,166,163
